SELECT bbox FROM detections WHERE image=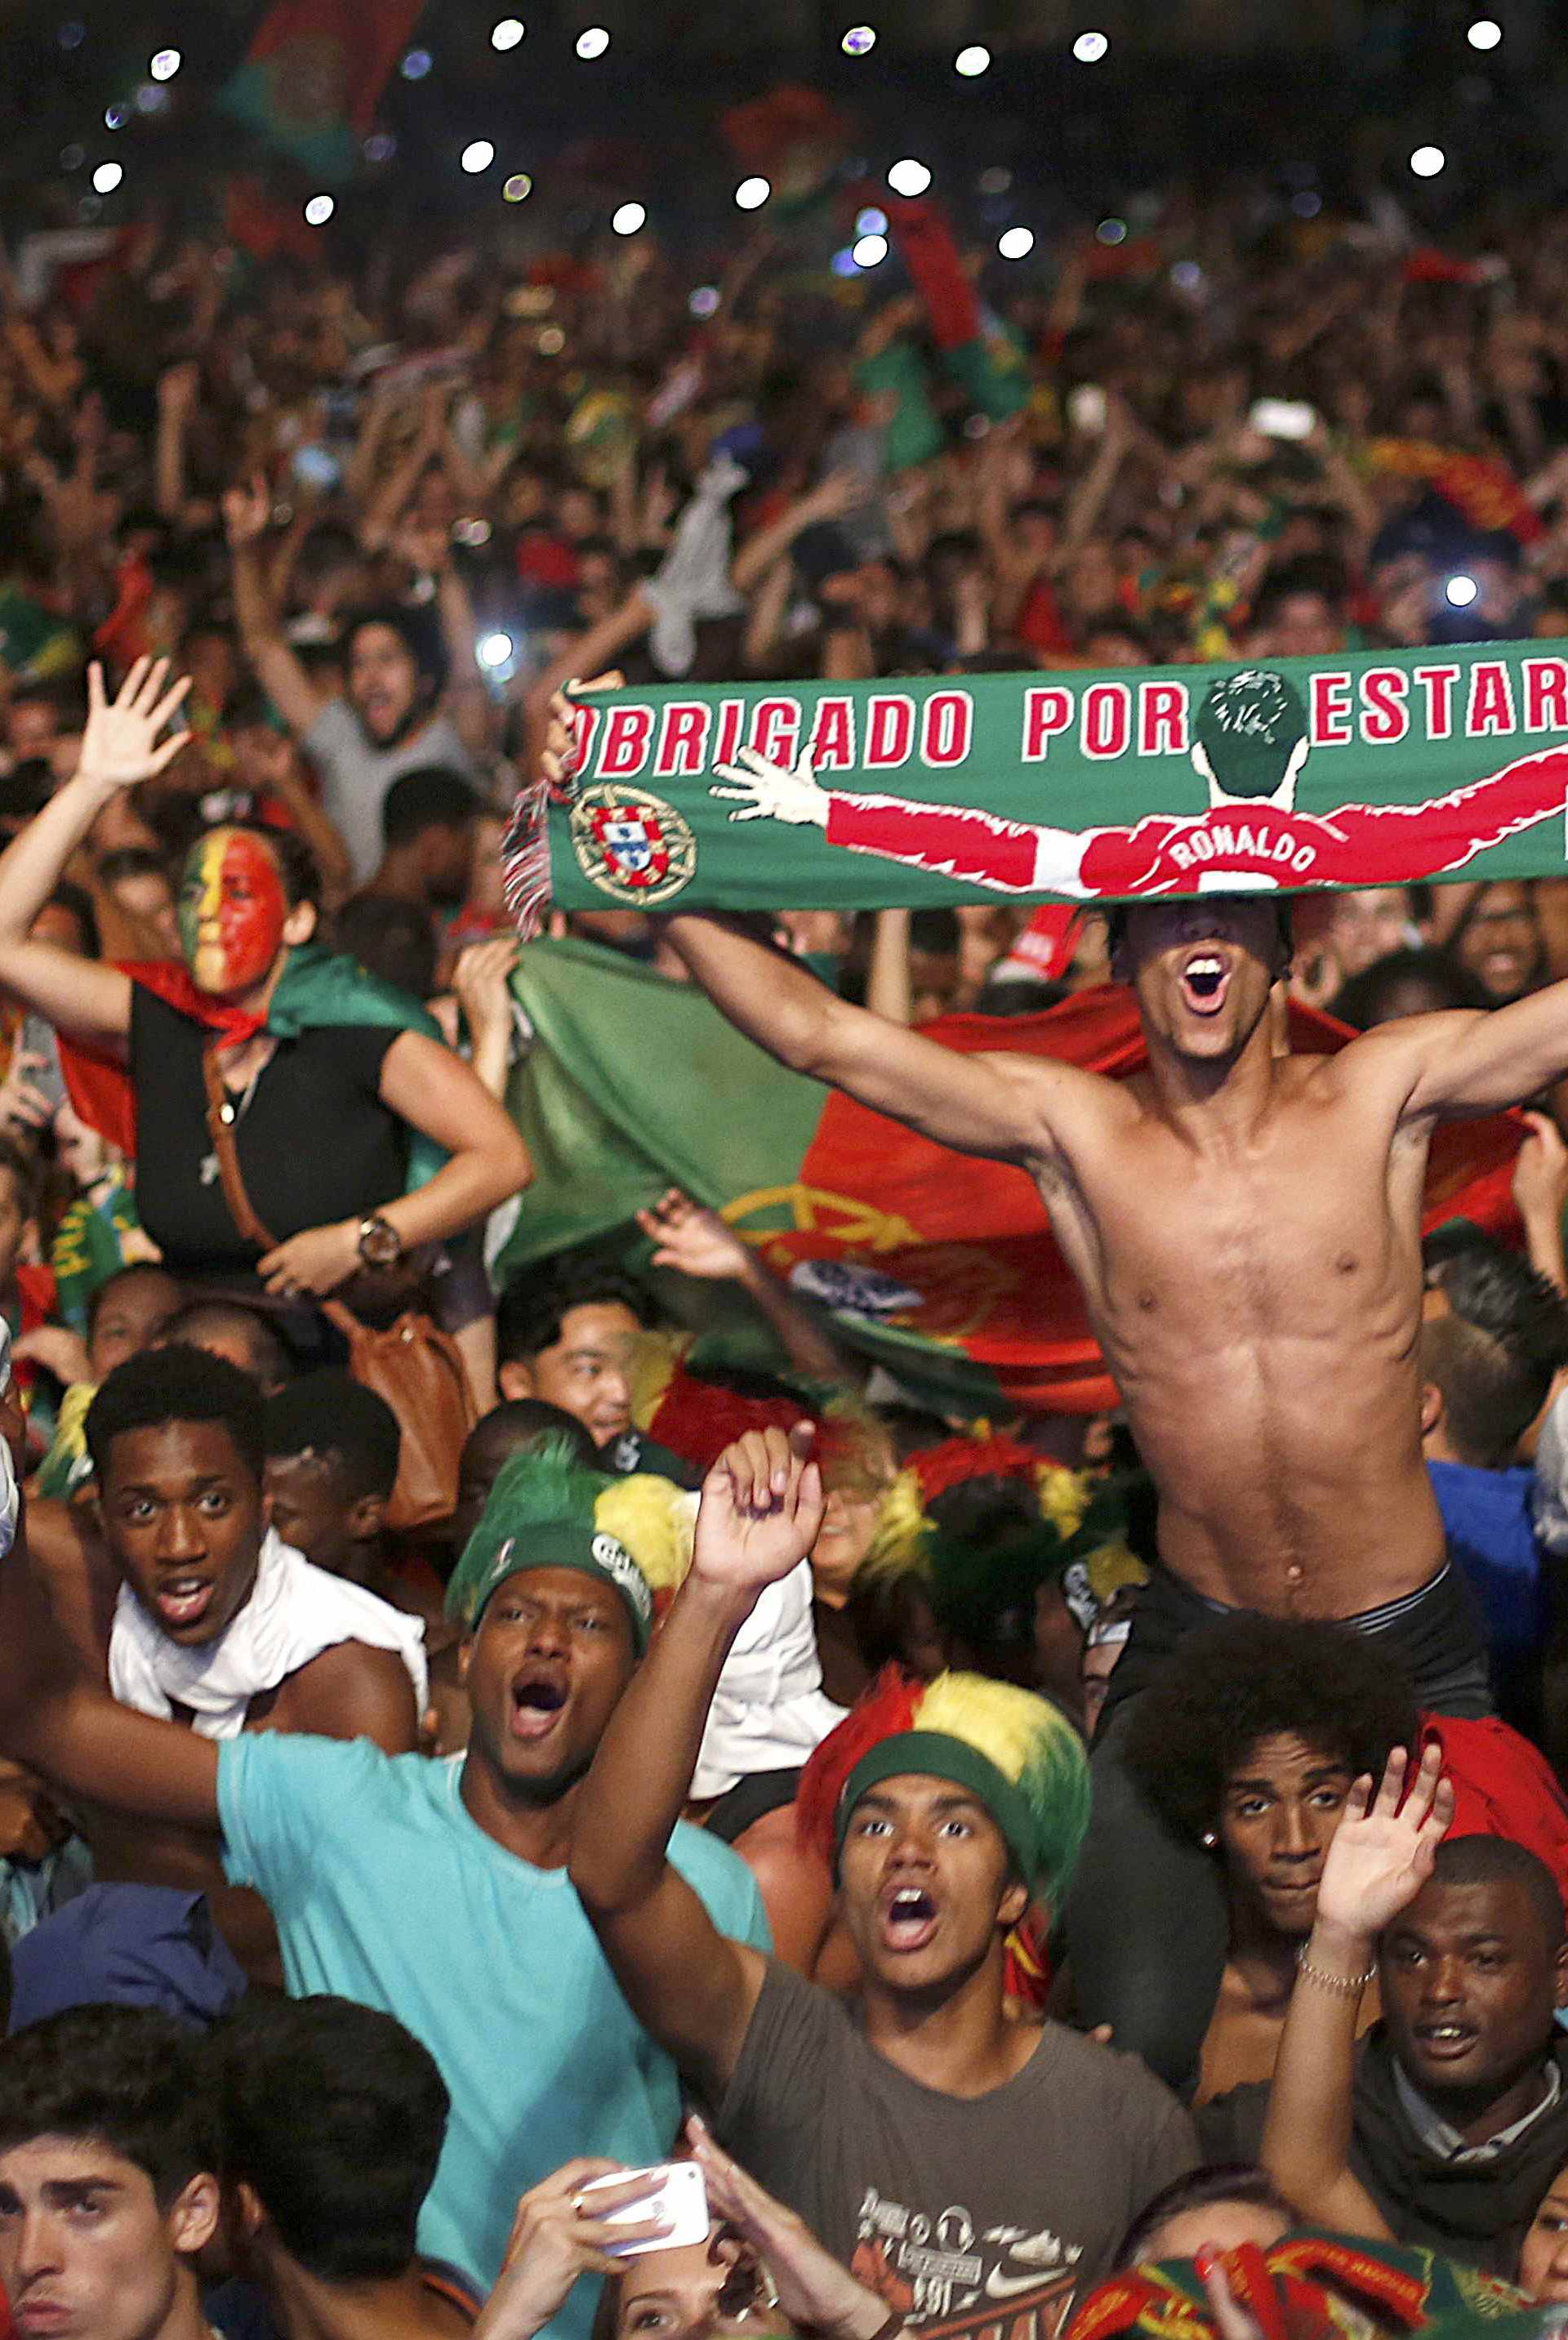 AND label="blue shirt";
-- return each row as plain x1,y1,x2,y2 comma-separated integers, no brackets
217,1736,768,2326
1428,1459,1547,1665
